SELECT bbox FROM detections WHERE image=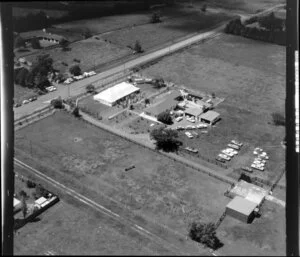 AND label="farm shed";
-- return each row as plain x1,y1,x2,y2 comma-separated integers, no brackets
144,98,178,117
184,107,203,121
93,82,140,106
20,29,65,44
200,110,220,125
226,196,257,223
